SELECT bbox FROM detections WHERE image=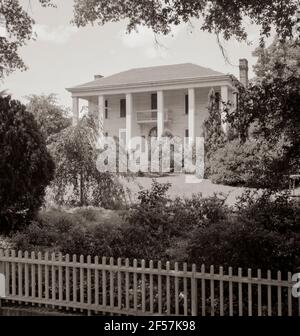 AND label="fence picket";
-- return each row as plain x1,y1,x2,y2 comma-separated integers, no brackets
31,251,36,304
210,265,215,316
72,255,77,310
248,269,252,316
158,261,162,315
166,261,171,315
277,271,282,316
288,272,292,316
94,256,99,310
267,270,272,316
174,262,179,316
183,263,188,316
191,264,198,317
257,269,262,316
65,254,70,308
80,255,84,311
17,251,23,300
201,264,206,316
110,257,114,310
149,260,154,314
51,253,56,308
102,257,107,308
219,267,224,316
118,258,122,310
125,258,129,310
24,251,29,300
228,267,233,316
11,250,16,298
38,252,42,307
141,260,146,314
133,259,138,312
87,256,92,315
238,268,243,316
58,253,63,308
